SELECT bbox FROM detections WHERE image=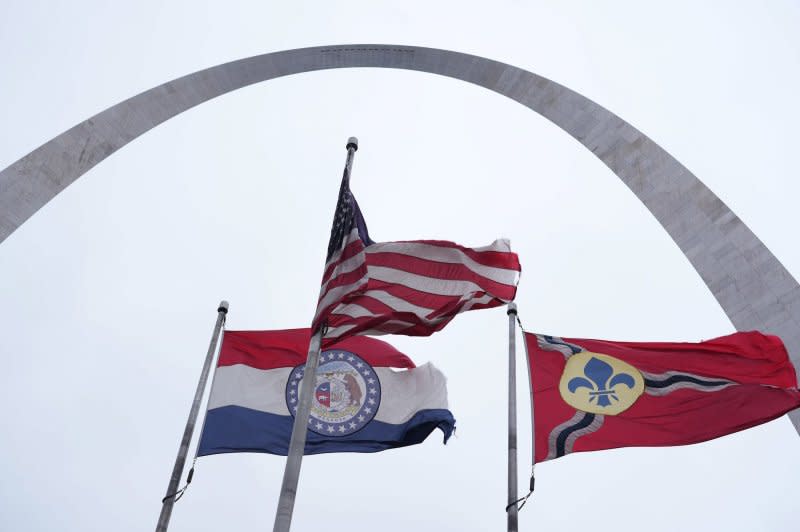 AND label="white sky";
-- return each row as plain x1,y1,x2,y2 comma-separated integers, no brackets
2,1,800,531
